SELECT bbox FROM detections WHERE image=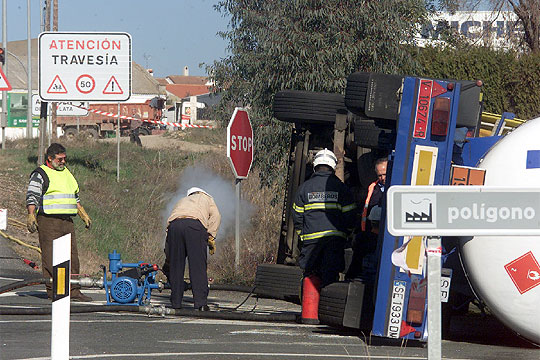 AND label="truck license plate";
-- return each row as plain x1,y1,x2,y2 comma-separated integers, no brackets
441,268,452,303
387,280,407,338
